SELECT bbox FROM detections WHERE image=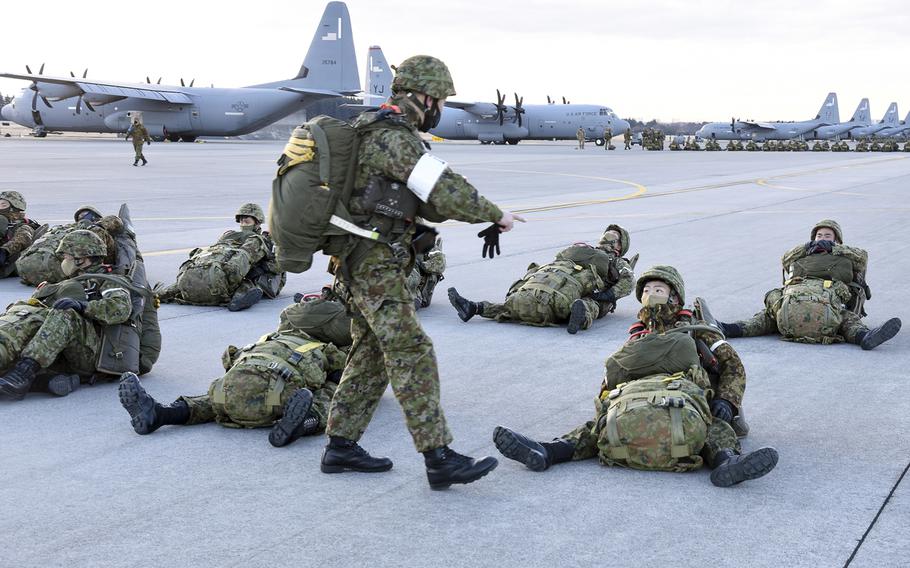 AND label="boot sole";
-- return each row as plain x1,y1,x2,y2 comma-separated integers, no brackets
228,289,264,312
861,318,901,350
566,300,586,335
428,457,498,491
320,461,394,474
447,288,474,322
269,389,314,448
0,379,27,401
493,426,548,472
710,447,778,487
117,374,157,435
47,374,80,397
